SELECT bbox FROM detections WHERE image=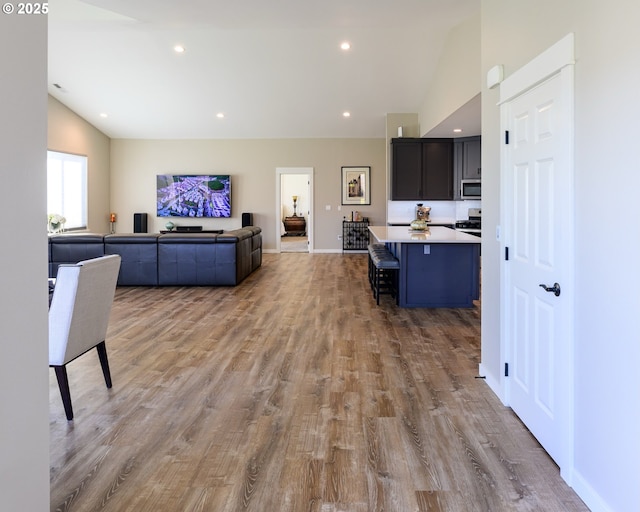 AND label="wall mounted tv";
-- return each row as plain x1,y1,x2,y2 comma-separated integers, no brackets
157,174,231,218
